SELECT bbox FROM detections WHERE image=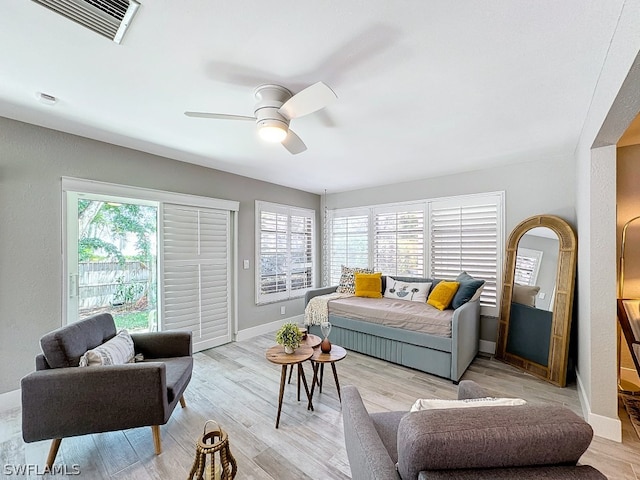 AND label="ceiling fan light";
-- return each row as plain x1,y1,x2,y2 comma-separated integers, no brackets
258,120,288,143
